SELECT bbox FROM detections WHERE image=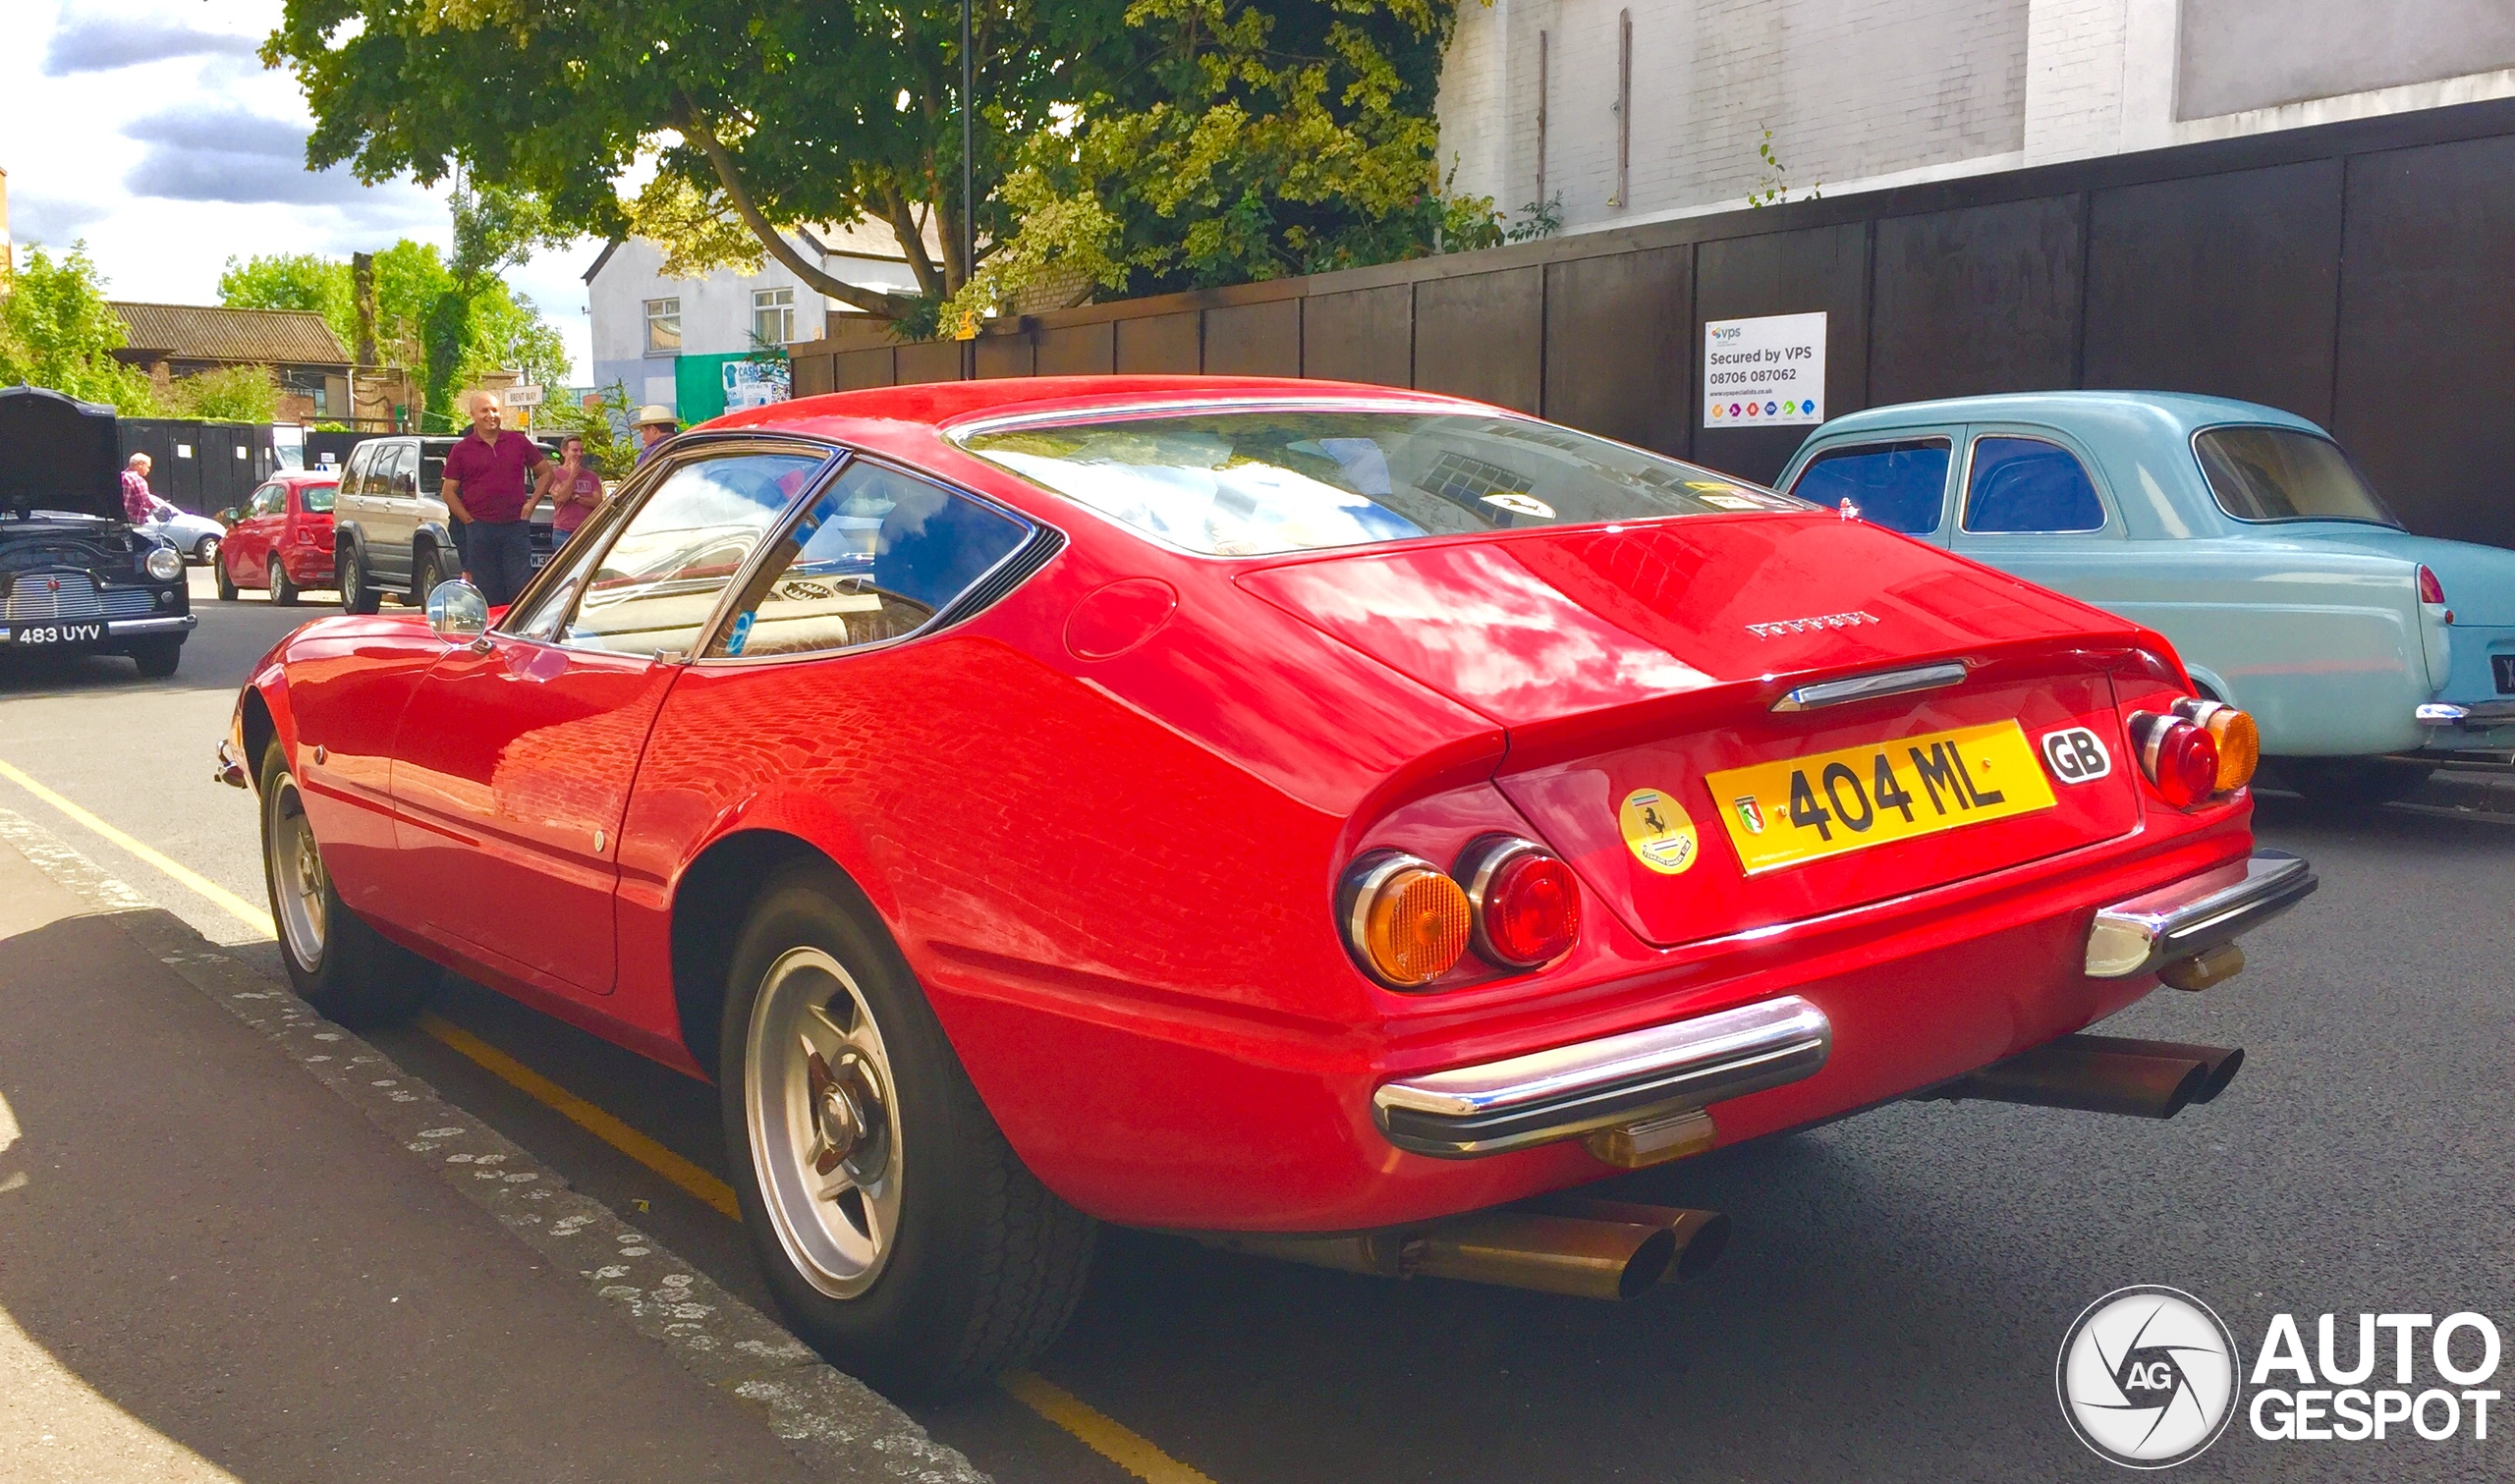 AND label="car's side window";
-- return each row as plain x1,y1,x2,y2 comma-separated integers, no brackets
1788,439,1951,535
543,450,826,657
339,446,373,502
251,485,286,518
1962,436,2107,534
386,445,419,500
704,461,1032,661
